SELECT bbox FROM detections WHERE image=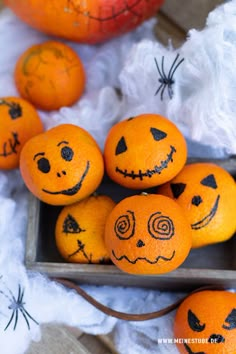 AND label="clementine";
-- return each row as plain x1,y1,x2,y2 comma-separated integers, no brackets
19,124,104,206
157,162,236,248
0,96,43,170
174,290,236,354
55,194,115,263
14,40,86,111
104,193,192,275
104,113,188,189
